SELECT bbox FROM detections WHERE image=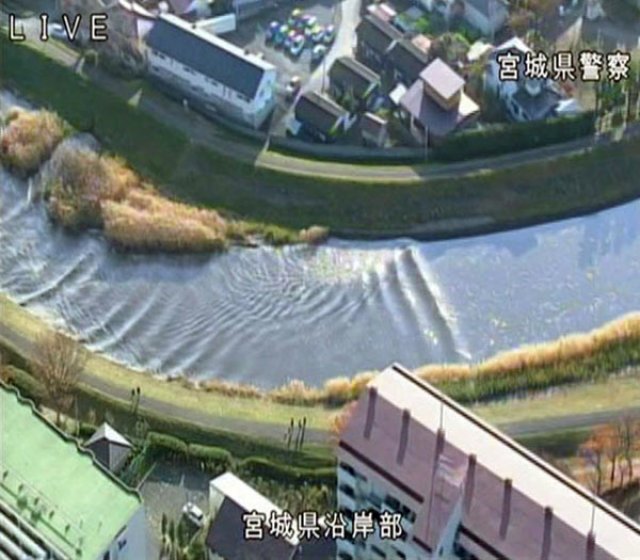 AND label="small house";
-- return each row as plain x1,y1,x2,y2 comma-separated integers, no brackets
386,38,431,87
399,58,479,145
85,422,133,473
293,92,351,143
486,37,570,122
361,112,389,147
355,14,402,73
329,57,382,112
